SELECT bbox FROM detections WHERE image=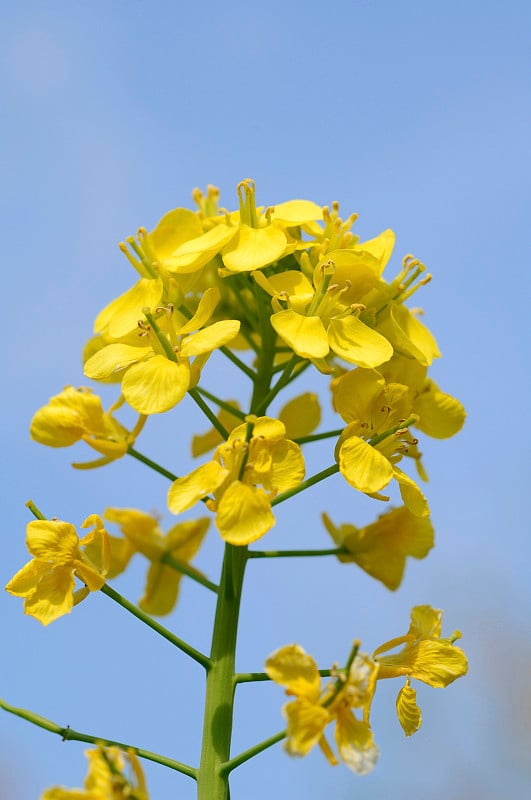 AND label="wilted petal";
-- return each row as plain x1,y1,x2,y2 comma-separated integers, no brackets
24,566,76,626
334,708,379,775
26,520,79,563
396,680,422,736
